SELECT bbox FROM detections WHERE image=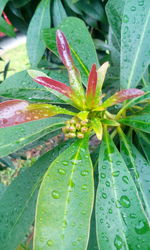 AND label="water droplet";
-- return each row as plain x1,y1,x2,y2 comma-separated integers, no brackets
114,235,124,249
138,0,144,6
100,218,103,224
71,159,81,165
108,208,112,214
122,176,129,184
131,6,136,11
47,240,53,246
102,165,106,169
135,220,149,234
106,181,110,187
130,213,136,219
81,210,86,215
112,171,120,177
100,173,106,178
81,170,89,176
52,190,60,199
120,195,130,208
63,161,68,166
58,168,66,175
102,193,107,199
62,220,67,229
72,241,77,246
123,15,129,23
81,184,87,190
